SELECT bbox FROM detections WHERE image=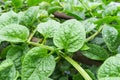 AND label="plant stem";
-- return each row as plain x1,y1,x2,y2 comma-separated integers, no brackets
59,51,92,80
79,0,94,17
27,28,37,42
55,56,61,62
86,26,103,42
42,37,47,44
27,41,54,51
